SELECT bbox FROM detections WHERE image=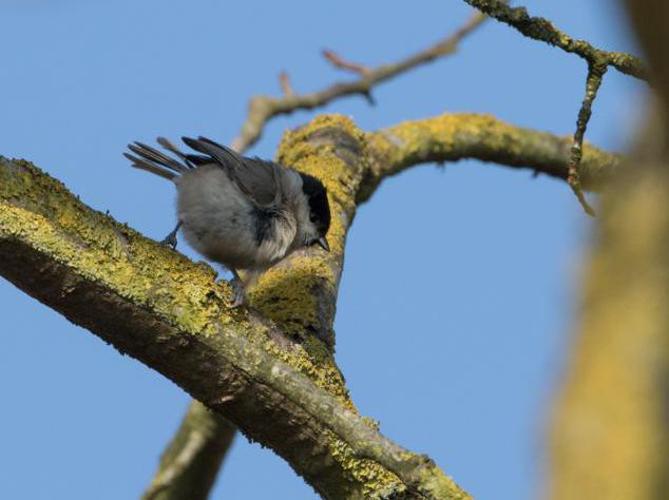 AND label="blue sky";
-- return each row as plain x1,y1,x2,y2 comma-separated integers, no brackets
0,1,644,499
